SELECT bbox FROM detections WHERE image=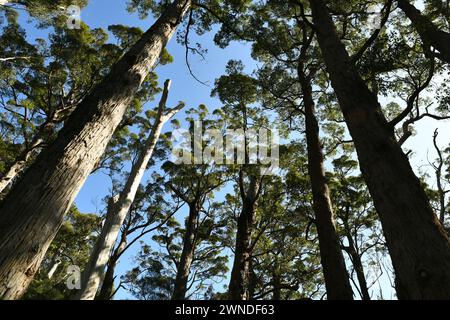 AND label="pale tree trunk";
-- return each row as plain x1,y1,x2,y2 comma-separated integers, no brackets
0,0,191,300
96,234,127,300
76,80,183,300
172,203,200,300
228,176,259,300
297,62,353,300
0,104,75,195
47,259,62,280
0,134,44,195
309,0,450,299
397,0,450,64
